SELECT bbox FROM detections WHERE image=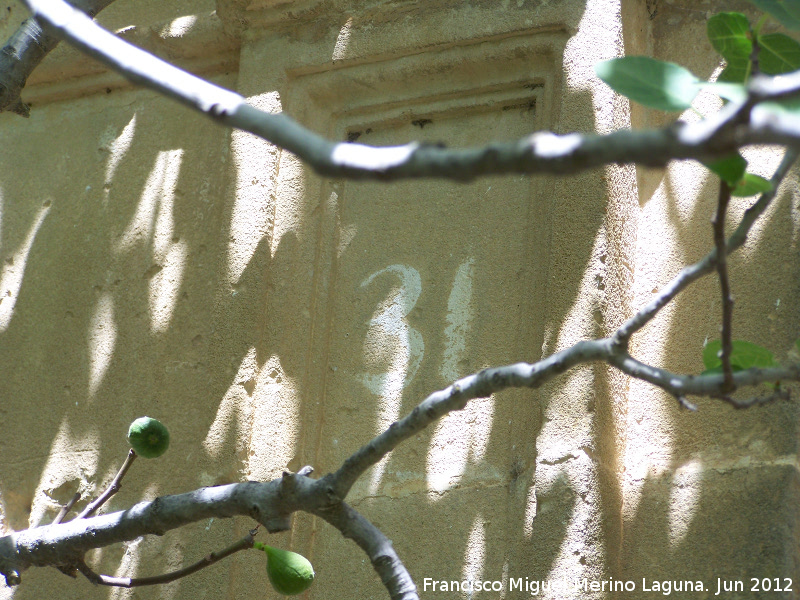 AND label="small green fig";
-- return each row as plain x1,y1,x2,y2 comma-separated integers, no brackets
254,542,315,595
127,416,170,458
